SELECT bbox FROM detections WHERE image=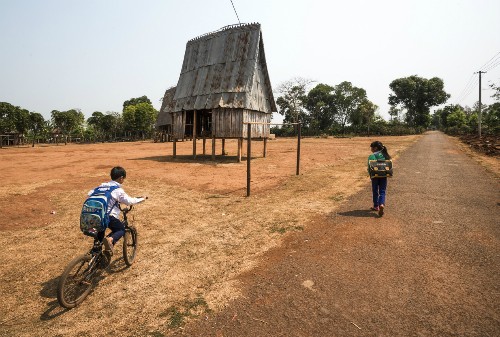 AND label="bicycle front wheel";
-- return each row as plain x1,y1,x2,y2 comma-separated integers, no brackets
57,254,95,308
123,226,138,266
